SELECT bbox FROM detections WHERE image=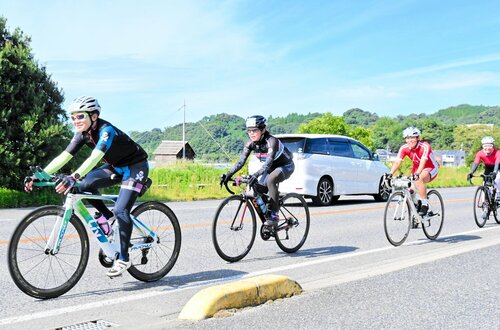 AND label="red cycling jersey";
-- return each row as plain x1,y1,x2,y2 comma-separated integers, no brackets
396,141,440,174
473,148,500,170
